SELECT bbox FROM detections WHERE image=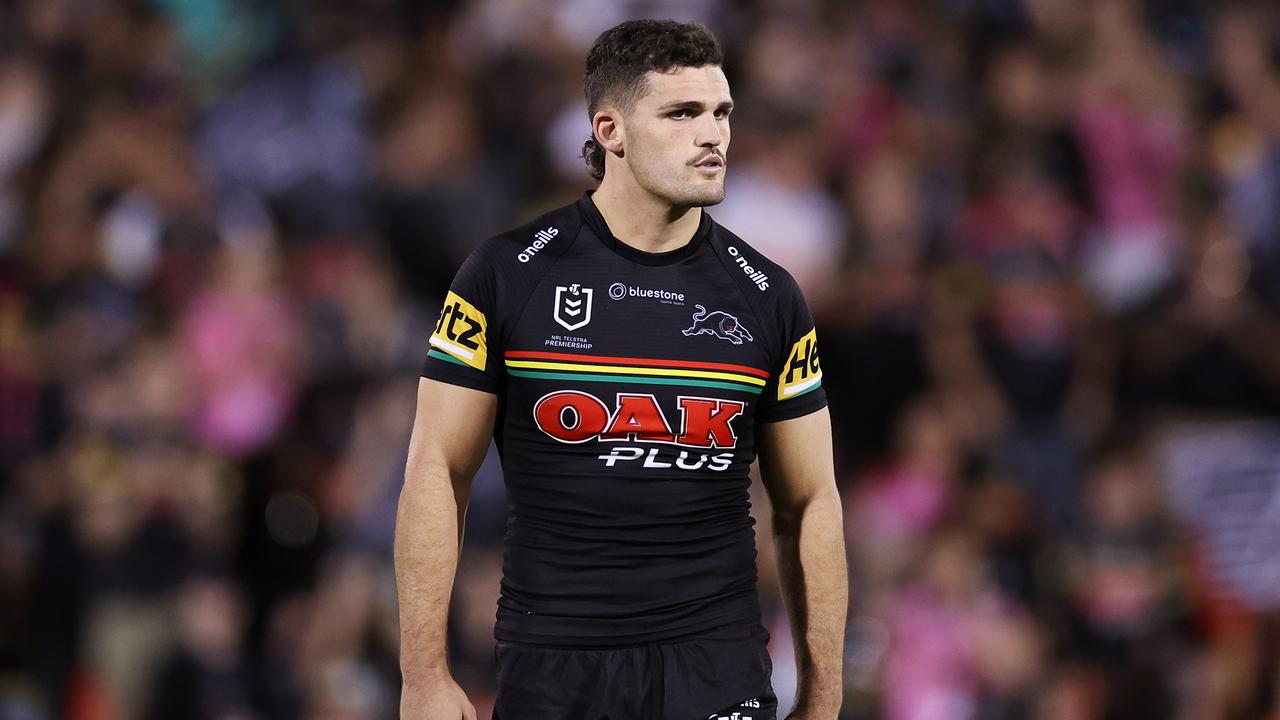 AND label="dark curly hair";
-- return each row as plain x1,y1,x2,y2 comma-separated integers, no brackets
582,20,724,180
